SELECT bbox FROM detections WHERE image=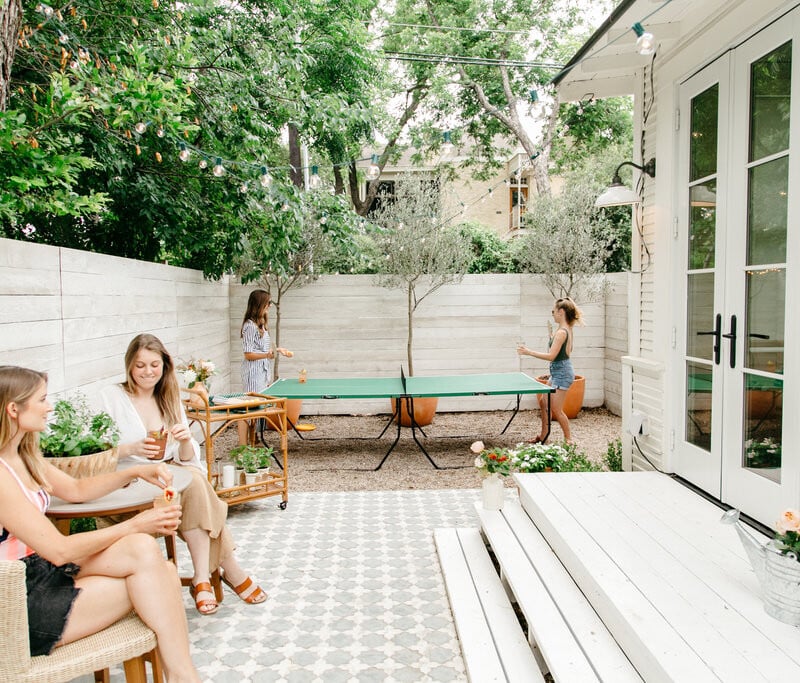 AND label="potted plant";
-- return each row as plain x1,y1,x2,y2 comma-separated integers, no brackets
372,173,472,426
40,395,120,478
470,441,512,511
256,446,273,481
514,165,619,418
230,444,272,484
